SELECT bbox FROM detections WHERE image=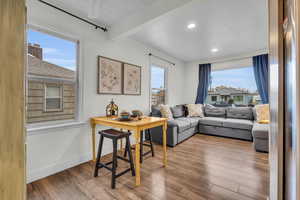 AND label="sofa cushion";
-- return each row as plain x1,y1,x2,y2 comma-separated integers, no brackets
188,117,201,127
171,105,185,118
252,122,269,139
199,117,226,126
168,118,191,132
226,107,253,120
204,107,226,118
151,106,162,117
223,119,253,130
